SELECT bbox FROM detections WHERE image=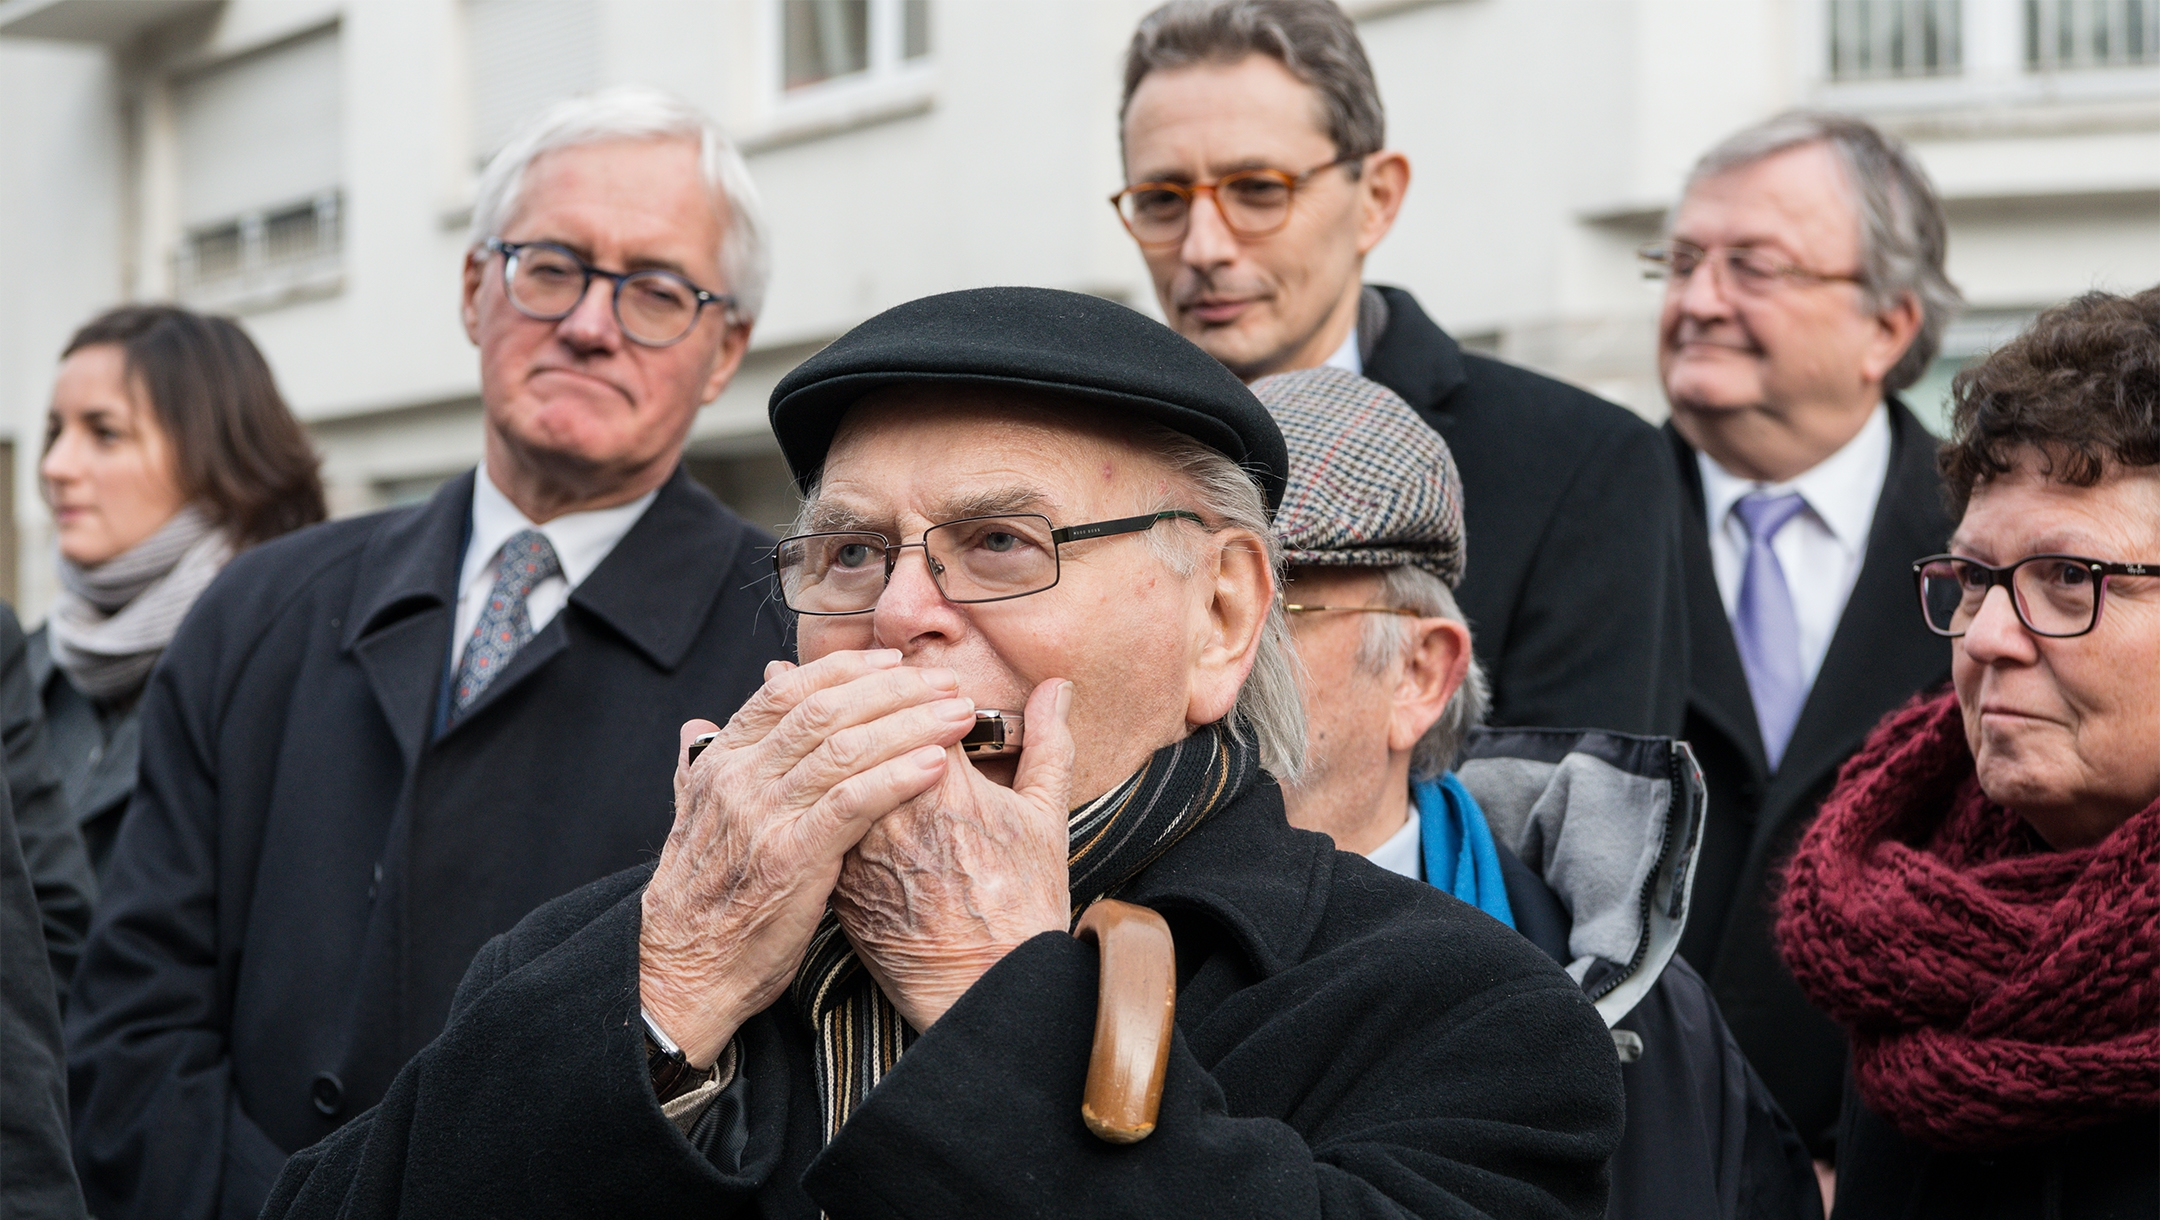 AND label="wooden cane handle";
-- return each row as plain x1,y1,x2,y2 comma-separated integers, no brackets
1074,898,1176,1144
